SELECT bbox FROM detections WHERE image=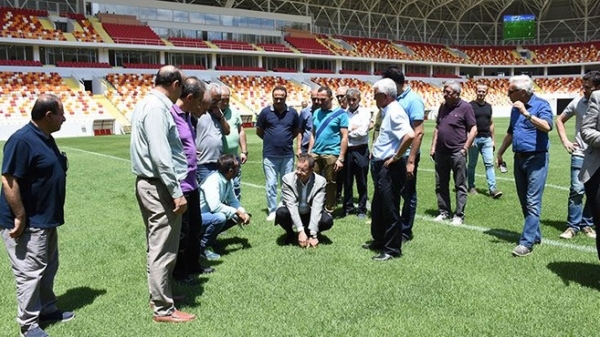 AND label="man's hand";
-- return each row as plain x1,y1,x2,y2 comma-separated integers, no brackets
307,236,319,247
383,156,397,168
298,231,308,248
240,153,248,164
239,212,251,225
513,101,527,115
8,216,25,239
209,107,223,120
406,162,415,180
496,155,504,168
173,196,187,215
562,140,577,154
334,159,344,172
